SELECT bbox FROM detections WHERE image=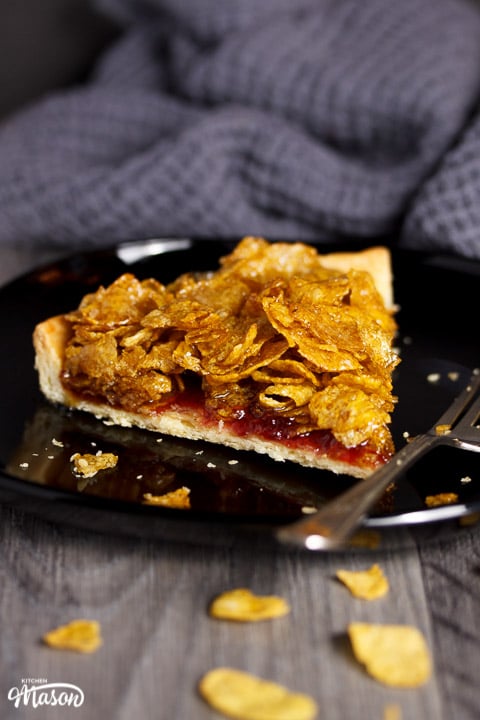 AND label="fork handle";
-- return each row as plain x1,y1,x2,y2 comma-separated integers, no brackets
276,433,436,550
